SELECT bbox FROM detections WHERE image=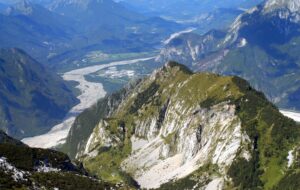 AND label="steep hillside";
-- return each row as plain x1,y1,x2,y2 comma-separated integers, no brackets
63,79,141,160
0,48,78,139
63,62,300,189
0,130,127,190
157,0,300,111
